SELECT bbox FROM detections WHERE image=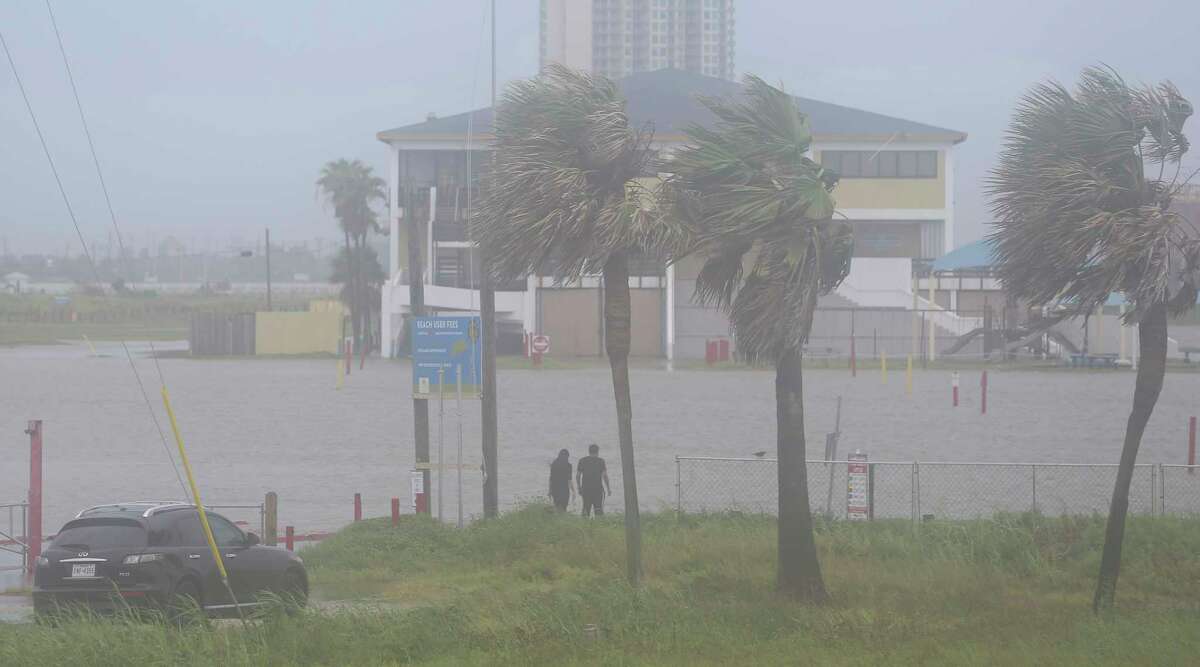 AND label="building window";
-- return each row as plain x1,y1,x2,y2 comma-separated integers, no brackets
821,150,938,179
